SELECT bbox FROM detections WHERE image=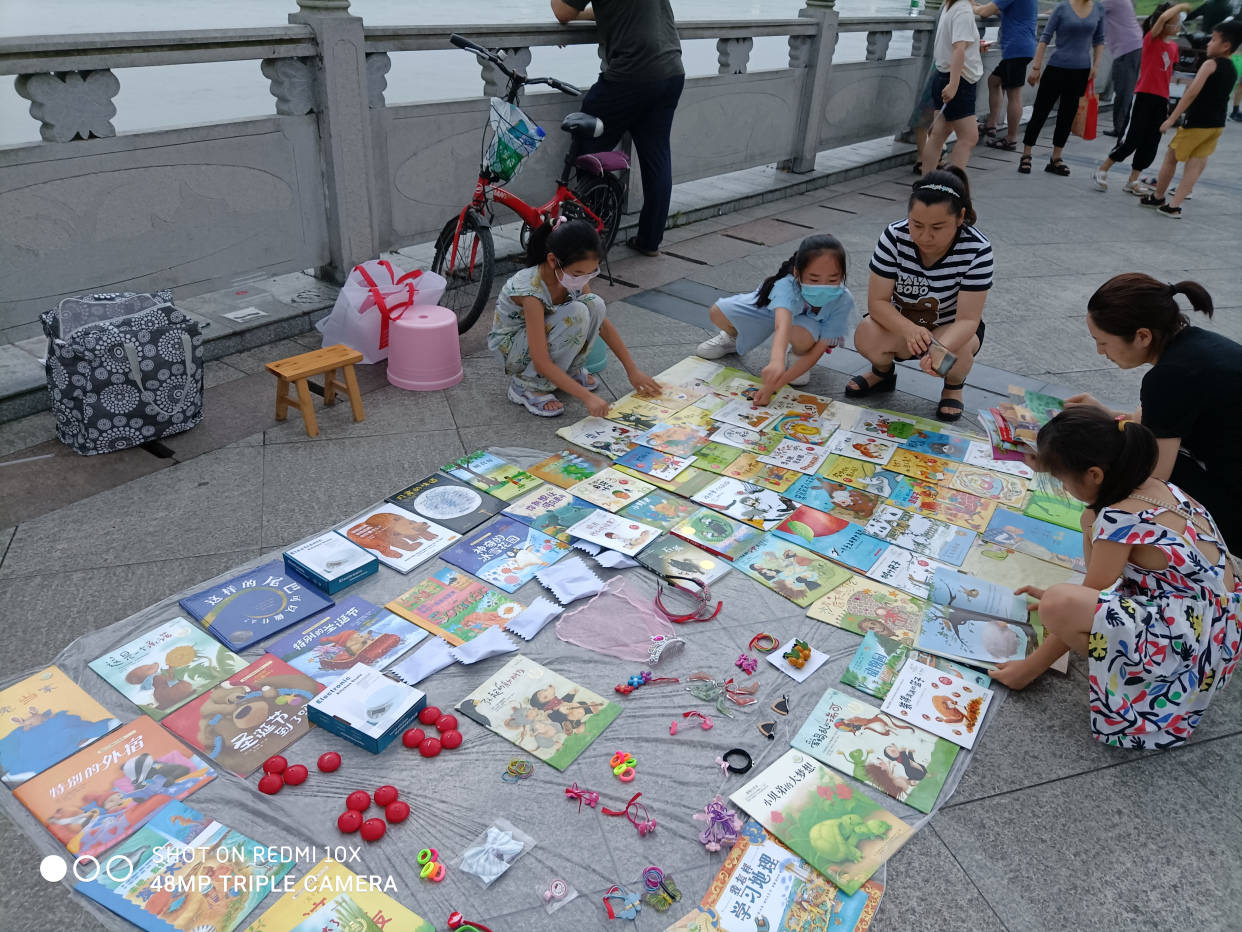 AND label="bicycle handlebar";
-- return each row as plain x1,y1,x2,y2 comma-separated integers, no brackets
448,33,582,97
